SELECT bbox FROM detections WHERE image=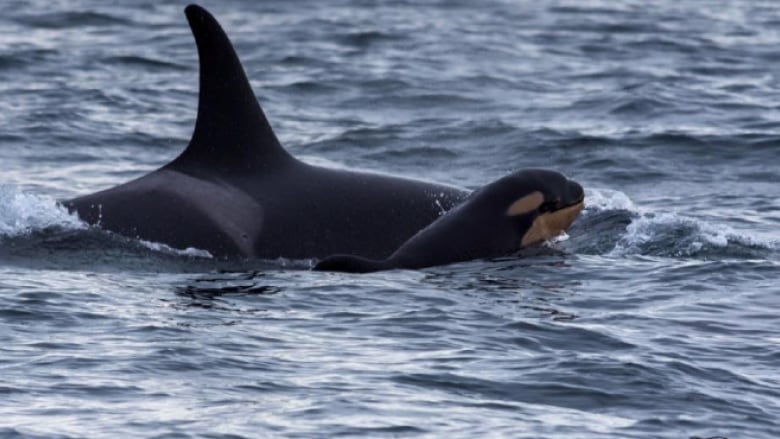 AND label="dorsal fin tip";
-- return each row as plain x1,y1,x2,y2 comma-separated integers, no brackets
172,4,292,171
184,4,206,17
